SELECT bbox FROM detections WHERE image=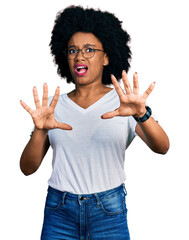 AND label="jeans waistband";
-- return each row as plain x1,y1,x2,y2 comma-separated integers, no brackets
48,184,127,204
